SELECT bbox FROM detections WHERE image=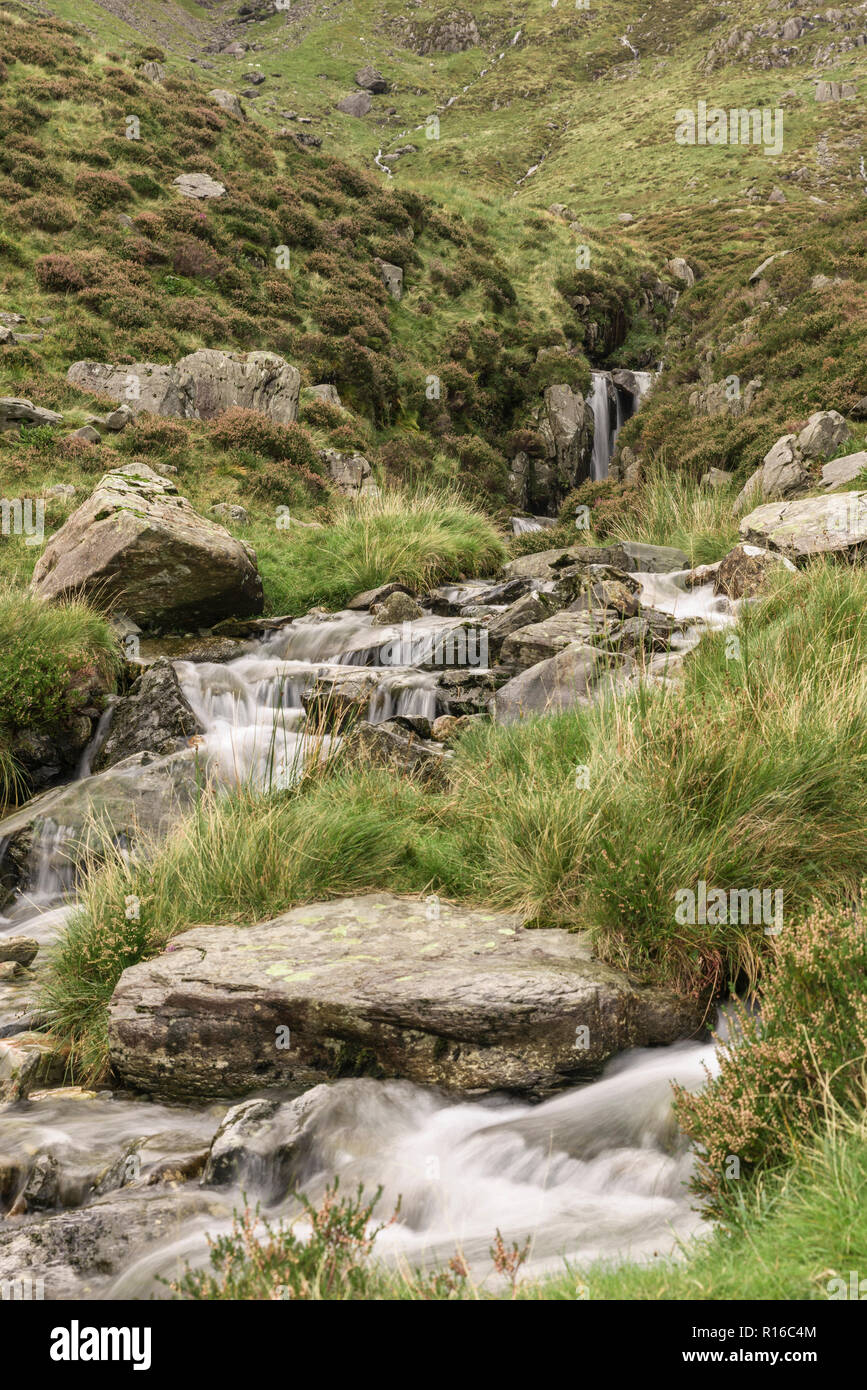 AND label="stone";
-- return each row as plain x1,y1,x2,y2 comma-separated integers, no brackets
796,410,850,460
500,613,603,670
412,12,481,54
374,257,403,300
103,404,133,431
665,257,695,287
618,213,635,224
494,643,605,722
429,714,480,743
0,1034,65,1102
337,91,372,117
734,434,811,515
850,397,867,422
351,720,450,786
701,467,735,490
0,398,63,431
355,65,388,93
201,1095,322,1197
139,61,166,82
30,462,264,628
306,383,342,407
320,448,373,495
486,591,558,658
209,502,249,523
504,541,688,581
0,938,38,966
44,483,76,500
738,492,867,561
347,582,413,611
70,425,101,443
173,172,226,200
107,893,704,1100
820,451,867,490
767,187,787,204
540,384,588,491
370,591,423,625
815,80,856,101
690,377,762,419
713,543,795,600
748,250,790,284
92,659,205,773
302,672,379,731
67,350,301,424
